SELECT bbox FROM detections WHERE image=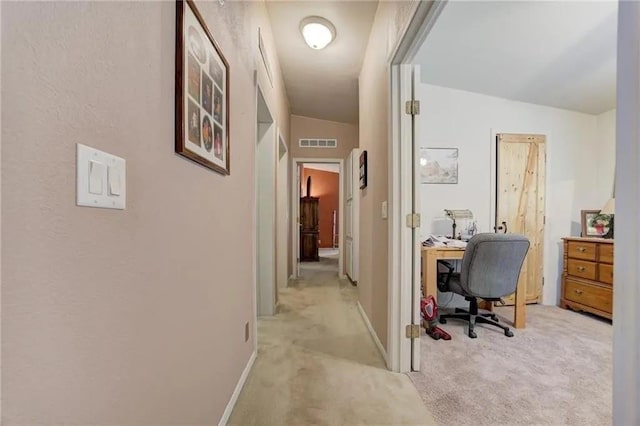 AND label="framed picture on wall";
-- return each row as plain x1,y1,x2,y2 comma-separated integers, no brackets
175,0,230,175
419,147,458,184
359,150,367,189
